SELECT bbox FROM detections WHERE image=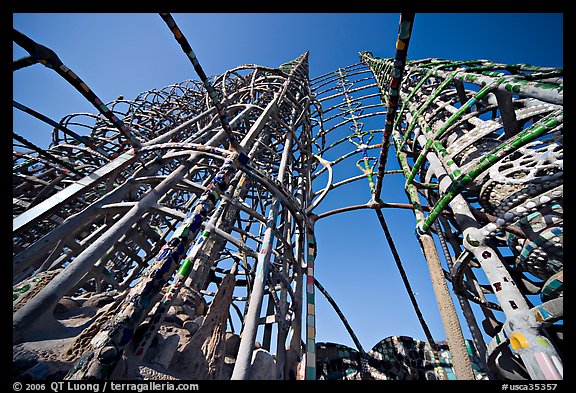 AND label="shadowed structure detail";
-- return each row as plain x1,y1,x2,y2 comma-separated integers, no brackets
13,13,562,381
